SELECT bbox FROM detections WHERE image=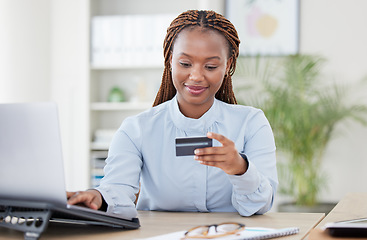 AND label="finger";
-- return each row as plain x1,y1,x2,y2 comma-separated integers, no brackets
194,146,224,156
198,160,223,167
88,202,99,210
67,191,87,205
207,132,236,149
66,191,76,199
85,190,102,210
82,198,99,210
66,191,82,200
67,190,102,210
207,132,228,145
195,152,227,162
